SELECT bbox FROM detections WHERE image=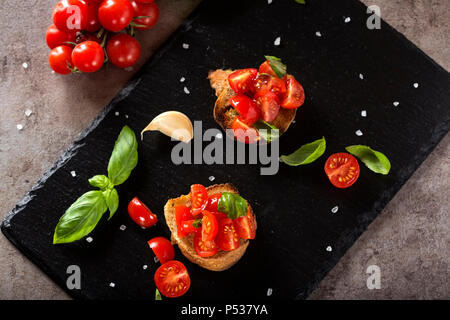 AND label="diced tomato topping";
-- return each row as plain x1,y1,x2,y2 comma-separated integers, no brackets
190,184,208,216
211,211,228,221
206,193,222,212
232,117,260,144
181,219,198,235
258,60,277,77
254,91,280,123
234,210,256,240
216,218,240,251
252,74,286,96
280,75,305,109
201,210,218,242
229,94,261,125
194,230,218,257
228,68,257,94
175,205,193,238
